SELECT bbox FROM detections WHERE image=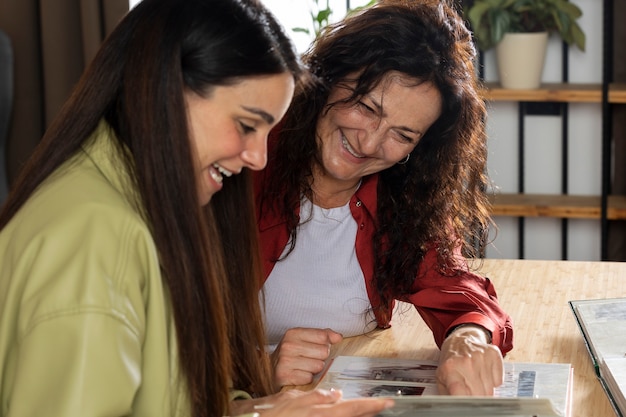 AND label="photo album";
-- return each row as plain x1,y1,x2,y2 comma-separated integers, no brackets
570,297,626,417
316,355,573,417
